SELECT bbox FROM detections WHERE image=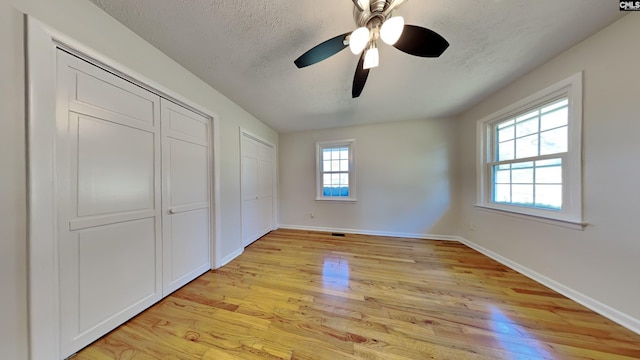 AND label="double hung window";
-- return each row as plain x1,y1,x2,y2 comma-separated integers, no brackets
316,140,356,201
477,73,583,225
